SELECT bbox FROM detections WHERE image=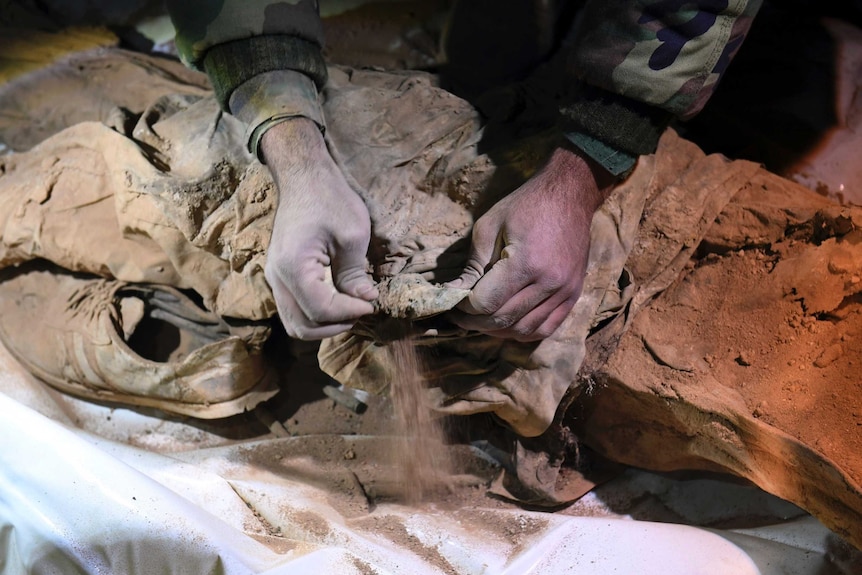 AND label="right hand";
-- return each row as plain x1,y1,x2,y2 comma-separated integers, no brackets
446,146,613,341
260,118,377,340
